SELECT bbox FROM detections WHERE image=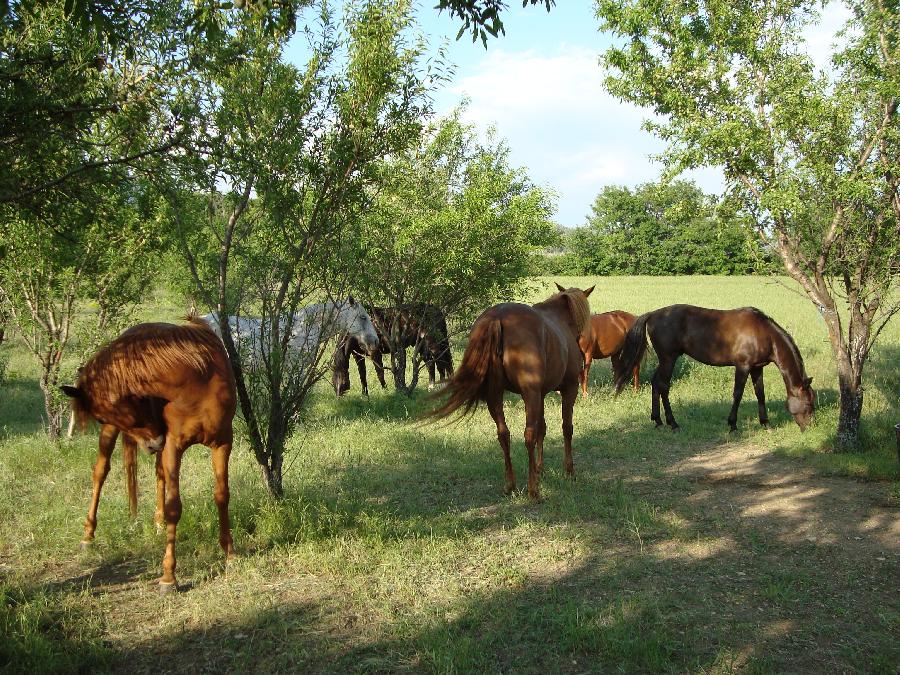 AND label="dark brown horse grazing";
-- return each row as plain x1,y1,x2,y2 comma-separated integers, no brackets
332,304,453,395
613,304,815,432
63,317,237,593
578,310,639,397
428,283,594,499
